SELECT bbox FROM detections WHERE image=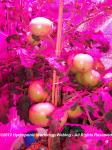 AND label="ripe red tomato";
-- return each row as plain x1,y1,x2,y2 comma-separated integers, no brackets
72,53,94,73
82,70,101,86
28,81,48,102
29,17,53,37
76,70,101,87
29,103,55,127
